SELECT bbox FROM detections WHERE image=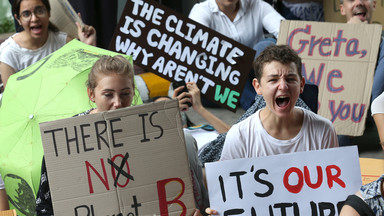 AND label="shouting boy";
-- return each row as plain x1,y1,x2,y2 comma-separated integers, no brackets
220,45,339,160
